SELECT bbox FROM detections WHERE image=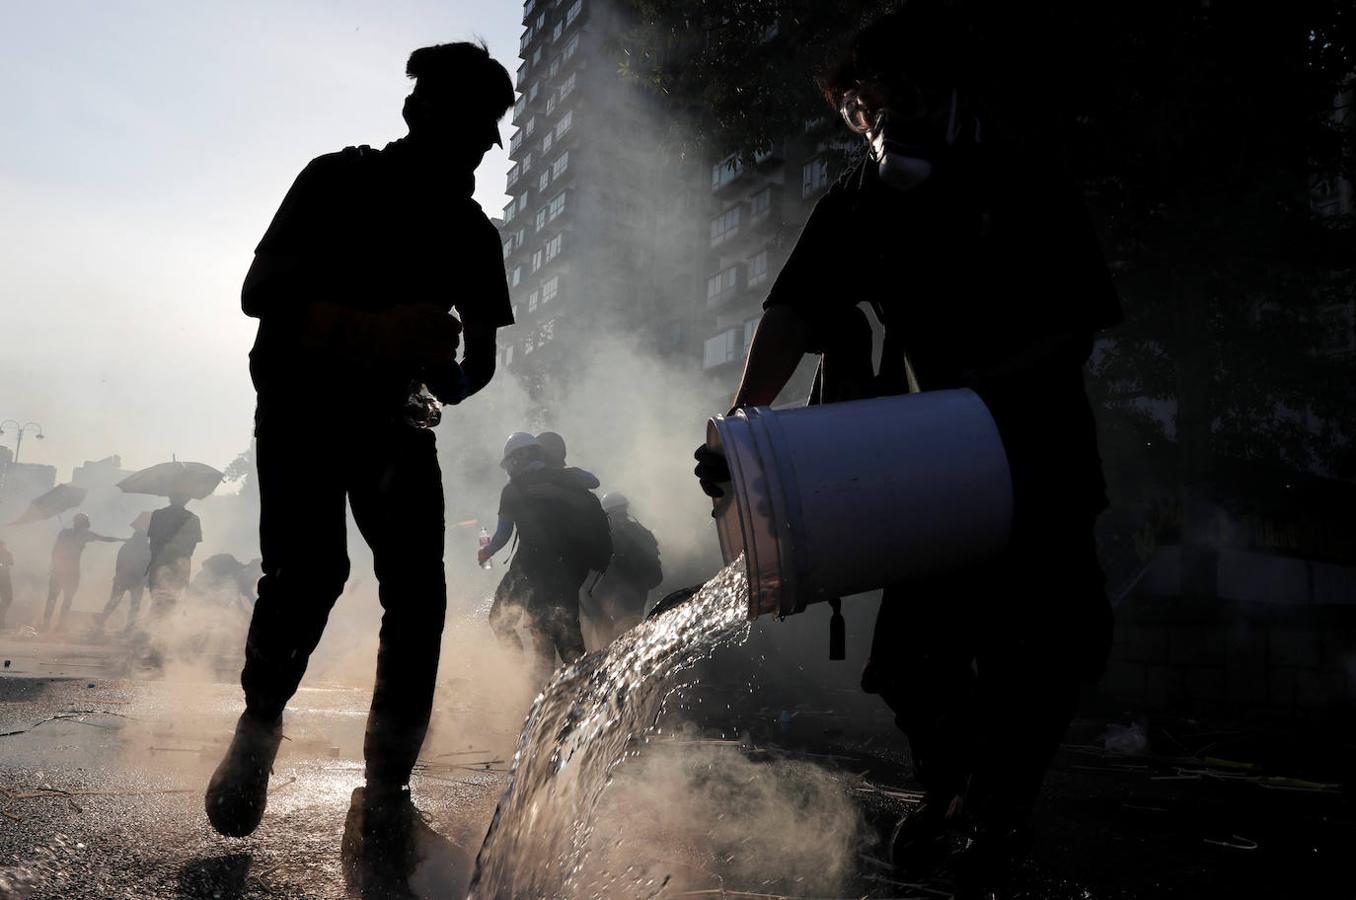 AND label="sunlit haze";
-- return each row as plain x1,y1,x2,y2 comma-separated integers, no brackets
0,1,518,478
